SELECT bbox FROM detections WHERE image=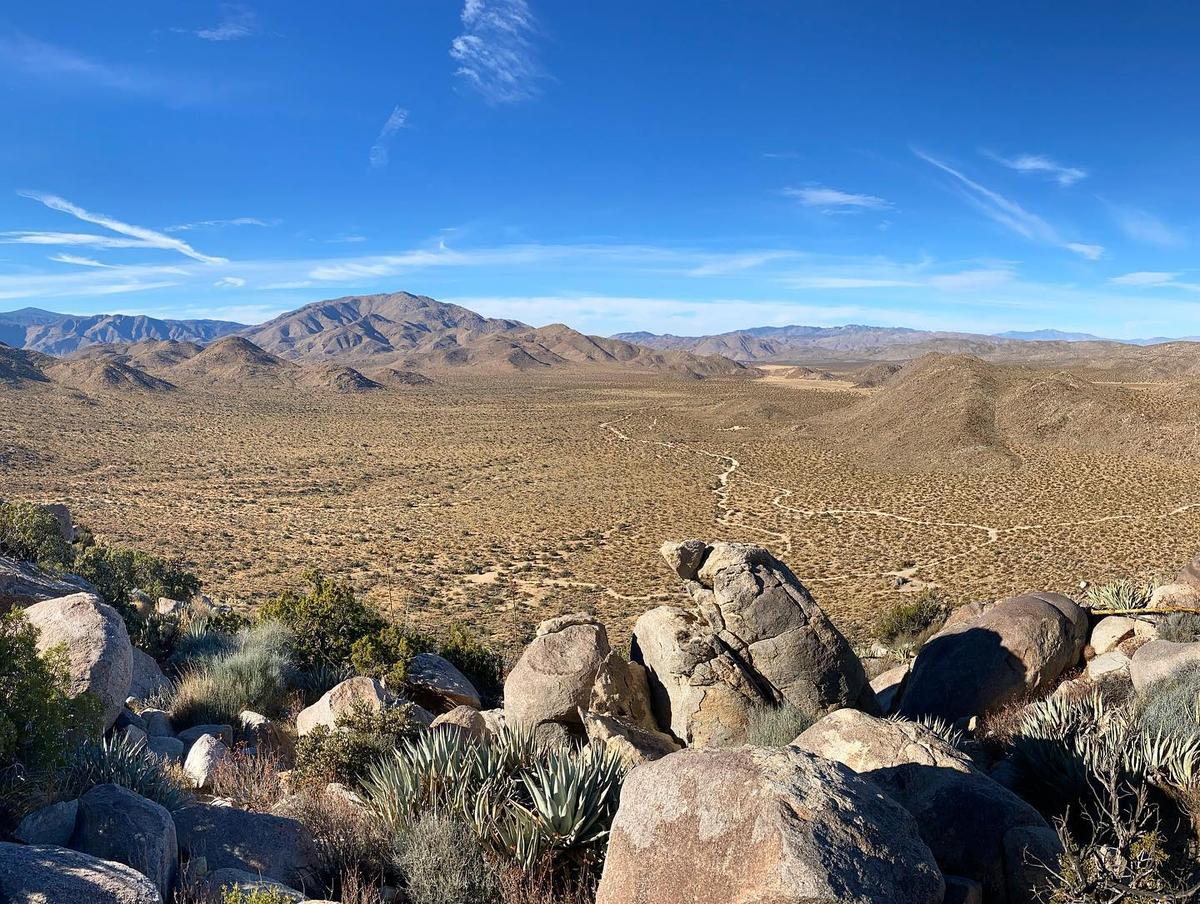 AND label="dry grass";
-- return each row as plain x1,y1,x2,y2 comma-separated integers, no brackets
3,370,1200,647
209,745,287,811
